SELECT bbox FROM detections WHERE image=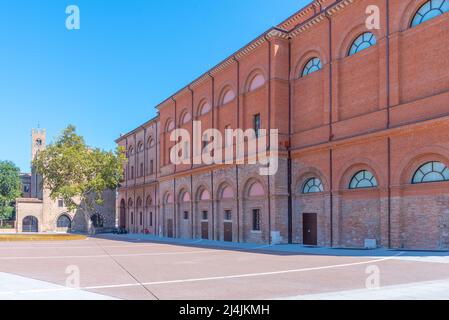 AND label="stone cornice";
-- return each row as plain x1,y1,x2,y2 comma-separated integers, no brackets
326,0,355,16
125,0,358,137
289,0,355,38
